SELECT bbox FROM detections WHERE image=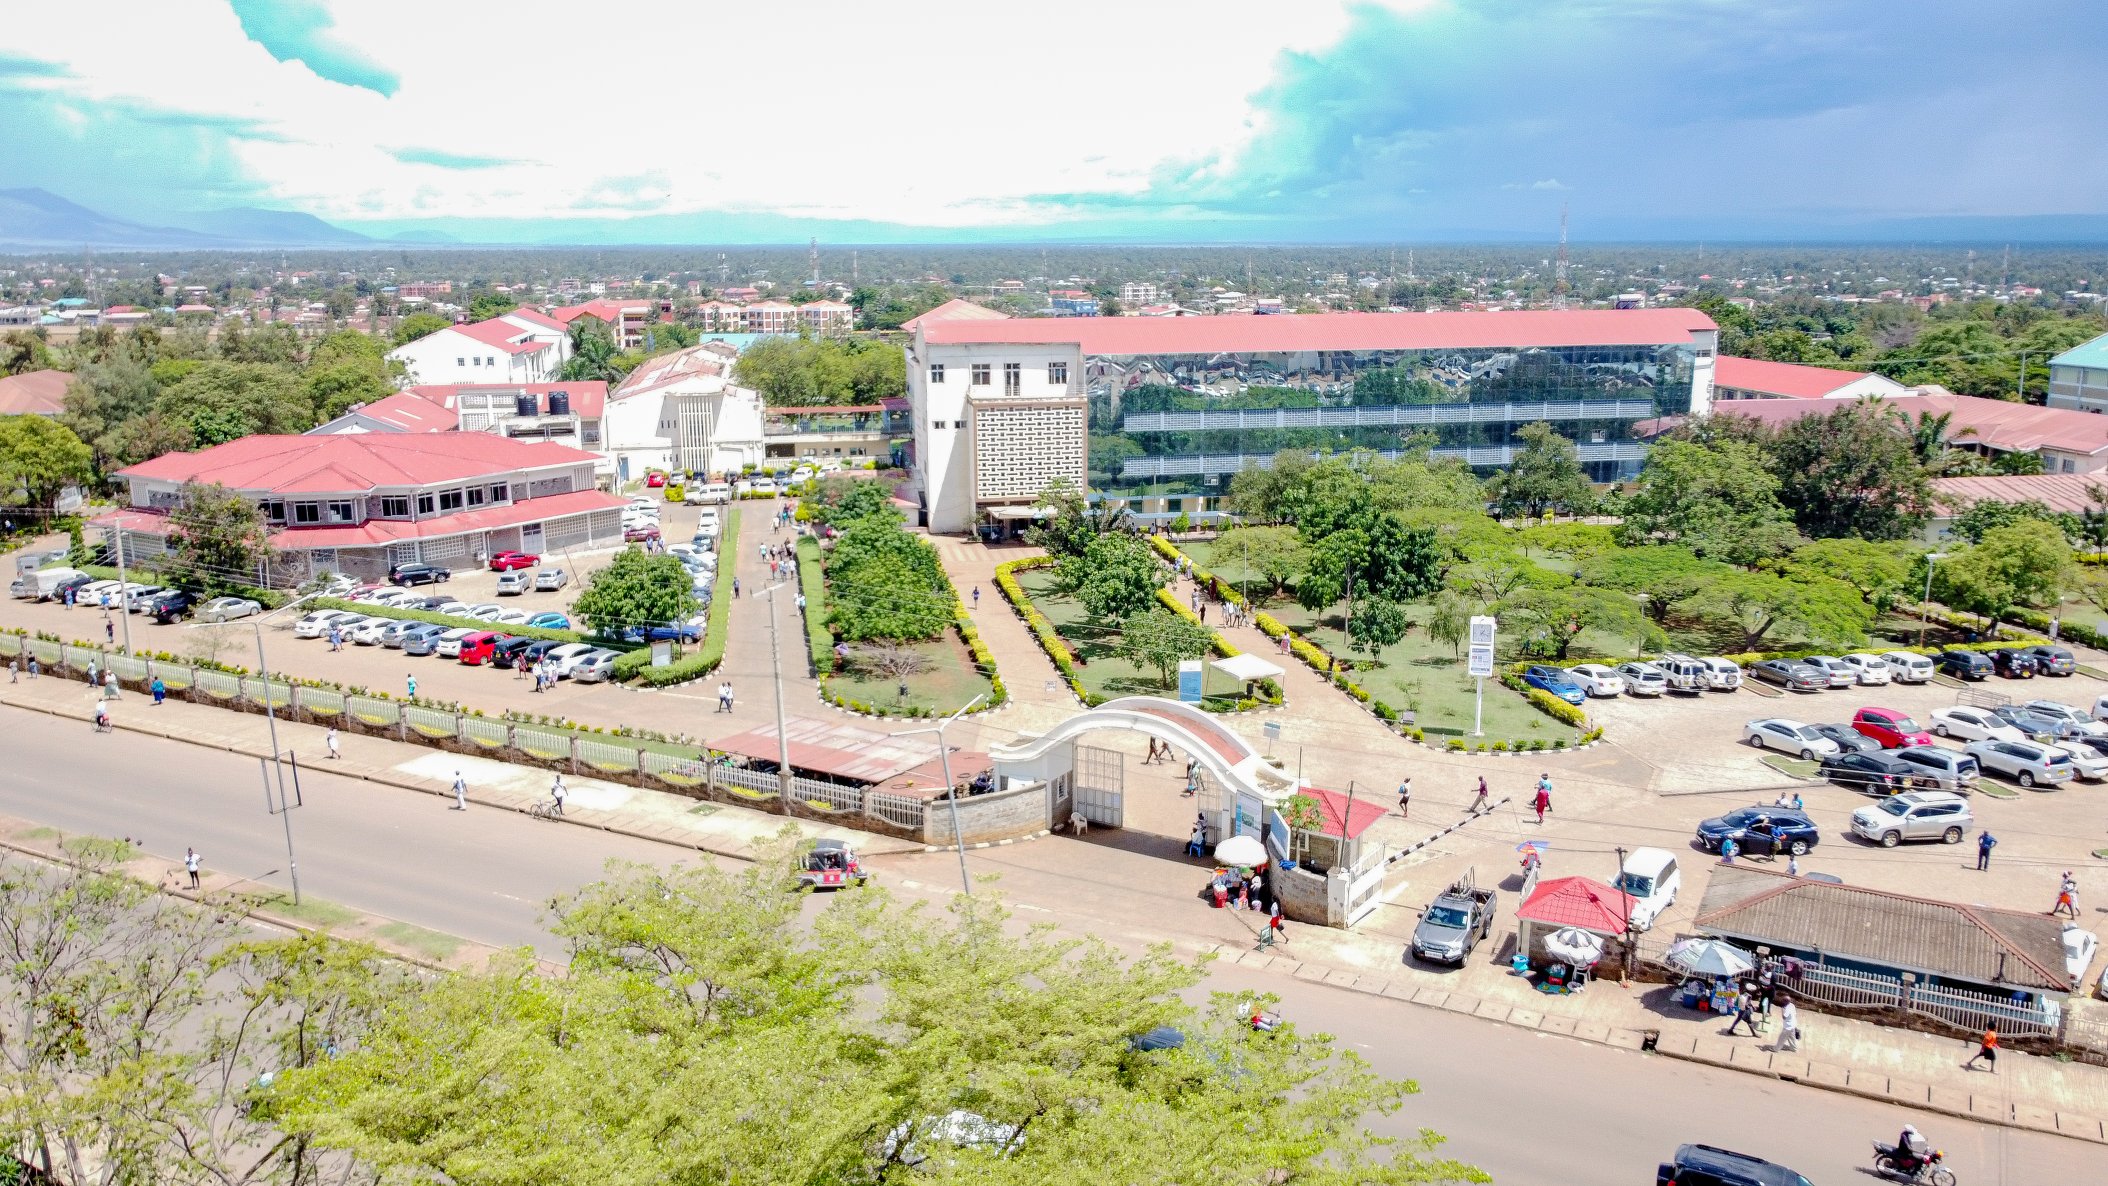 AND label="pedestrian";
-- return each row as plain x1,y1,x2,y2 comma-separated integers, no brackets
1776,998,1800,1052
405,674,417,700
86,658,98,689
1472,775,1489,814
451,772,467,810
7,657,16,683
150,676,165,706
1268,899,1287,943
1756,959,1776,1011
896,678,909,702
27,656,38,679
326,726,340,760
1183,762,1199,798
105,618,114,644
1186,814,1207,858
1976,830,1996,871
103,670,118,700
550,774,566,817
2053,873,2079,919
733,576,741,598
93,700,109,732
328,625,342,651
971,585,981,610
1532,775,1551,825
1198,602,1207,624
184,847,201,890
63,585,75,608
723,681,733,711
1962,1027,1999,1073
795,591,806,612
1726,989,1759,1036
1786,852,1800,878
1396,776,1412,817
